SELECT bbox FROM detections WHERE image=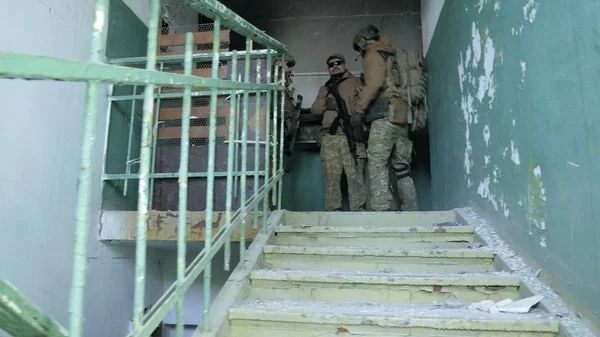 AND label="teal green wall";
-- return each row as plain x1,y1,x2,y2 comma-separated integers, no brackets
427,0,600,323
101,0,148,210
